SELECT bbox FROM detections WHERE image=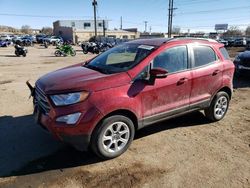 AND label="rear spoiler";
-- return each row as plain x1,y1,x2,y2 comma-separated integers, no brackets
26,81,35,97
